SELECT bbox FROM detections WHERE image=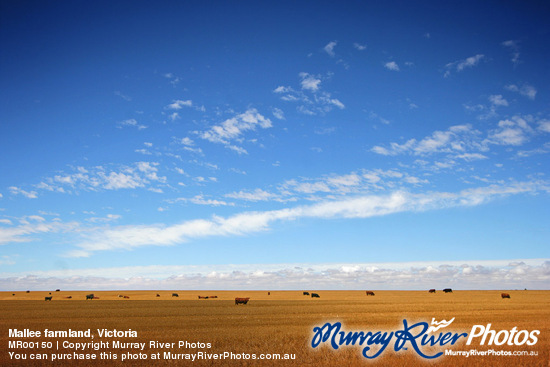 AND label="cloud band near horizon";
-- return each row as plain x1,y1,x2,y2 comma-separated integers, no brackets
62,180,547,257
1,259,548,291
